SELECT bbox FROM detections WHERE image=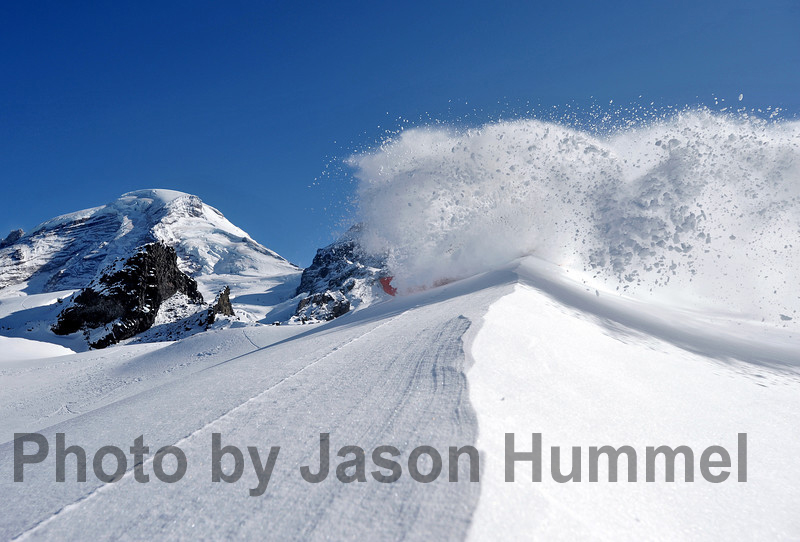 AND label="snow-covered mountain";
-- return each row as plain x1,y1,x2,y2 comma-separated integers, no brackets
0,189,303,350
0,189,299,297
